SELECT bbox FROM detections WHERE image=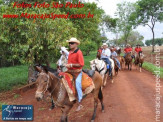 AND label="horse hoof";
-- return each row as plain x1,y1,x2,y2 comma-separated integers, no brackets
102,110,105,113
91,120,94,122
